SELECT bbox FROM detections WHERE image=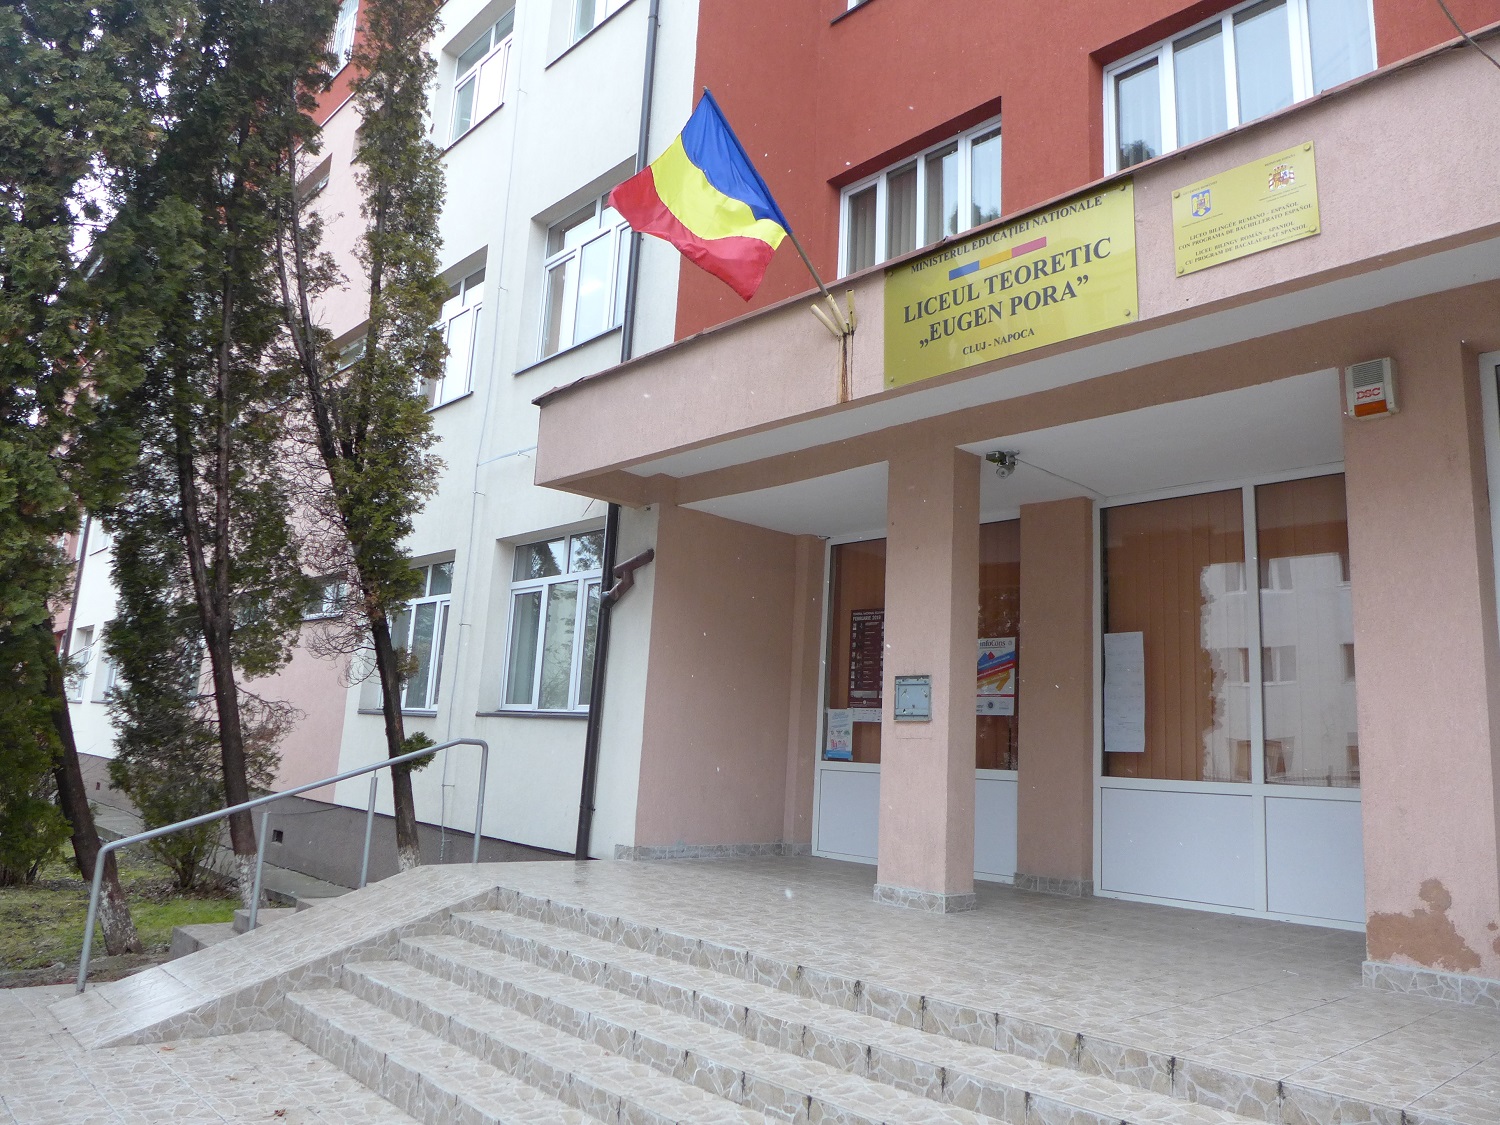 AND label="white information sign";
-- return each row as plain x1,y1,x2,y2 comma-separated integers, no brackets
1103,631,1146,755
